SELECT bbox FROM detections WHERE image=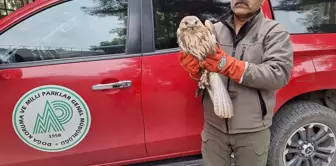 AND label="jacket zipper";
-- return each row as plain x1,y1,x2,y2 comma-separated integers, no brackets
225,22,246,133
226,47,235,90
226,44,237,91
225,47,235,133
225,46,245,133
240,47,246,60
